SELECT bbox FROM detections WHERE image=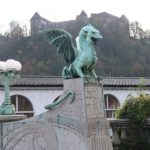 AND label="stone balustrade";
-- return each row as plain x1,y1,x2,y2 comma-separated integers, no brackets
108,118,150,150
